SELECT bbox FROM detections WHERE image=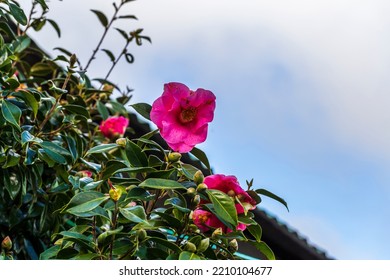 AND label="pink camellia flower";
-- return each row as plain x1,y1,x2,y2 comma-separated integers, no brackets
192,209,225,232
150,82,216,153
99,116,129,139
193,208,248,233
204,174,257,214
